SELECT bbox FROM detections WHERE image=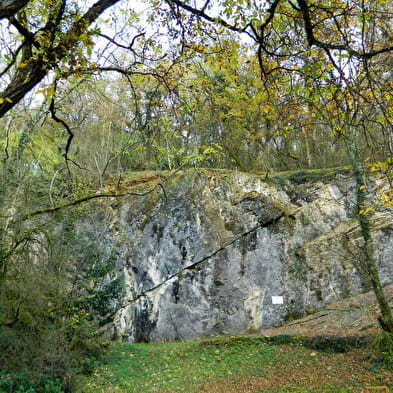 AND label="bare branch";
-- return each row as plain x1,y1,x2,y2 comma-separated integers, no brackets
15,180,167,224
166,0,256,41
49,94,74,175
201,0,210,13
98,32,145,51
0,42,24,77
